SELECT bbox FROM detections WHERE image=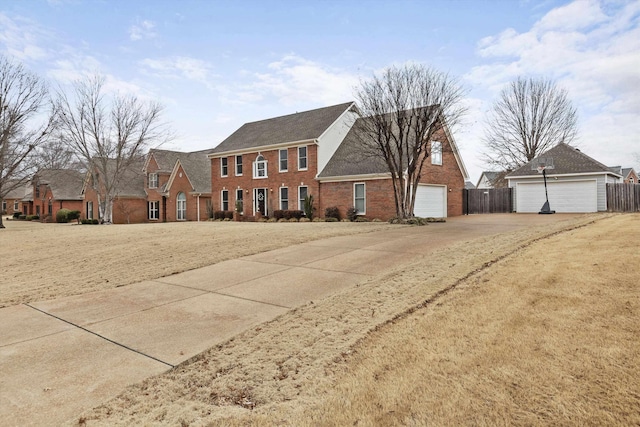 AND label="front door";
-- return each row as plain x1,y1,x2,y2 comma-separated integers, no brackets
254,188,267,216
